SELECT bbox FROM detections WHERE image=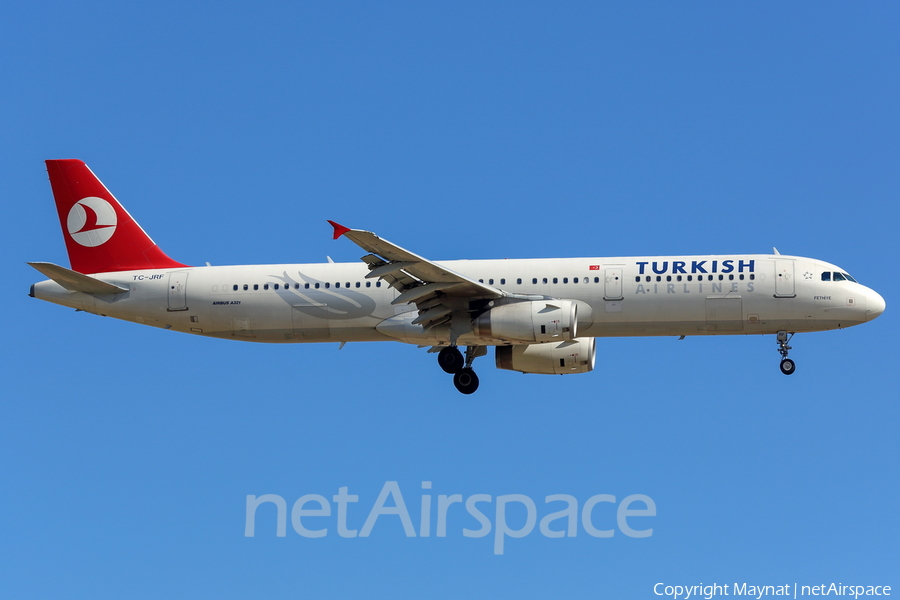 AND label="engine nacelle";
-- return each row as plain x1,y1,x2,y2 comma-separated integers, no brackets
495,337,596,375
472,300,577,343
